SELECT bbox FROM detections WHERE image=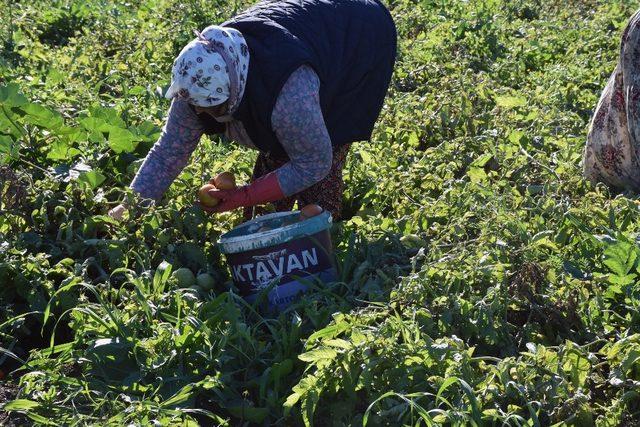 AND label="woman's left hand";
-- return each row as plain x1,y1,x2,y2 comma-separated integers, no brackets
197,171,285,213
199,187,251,213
